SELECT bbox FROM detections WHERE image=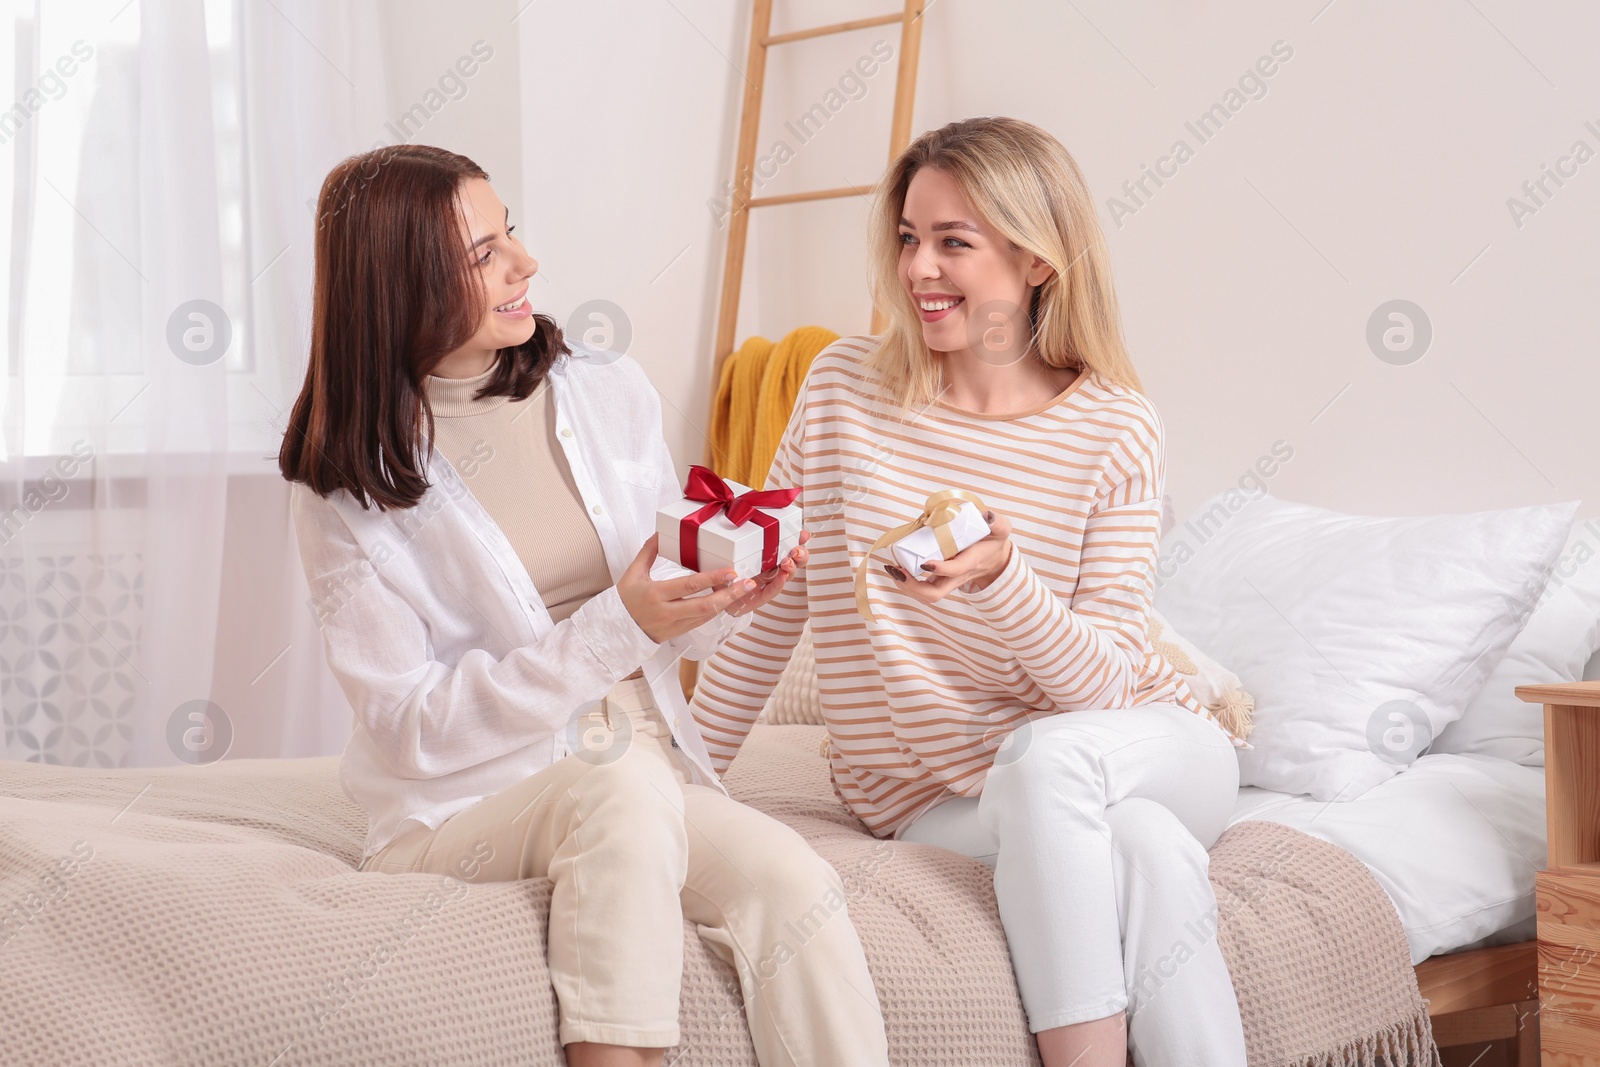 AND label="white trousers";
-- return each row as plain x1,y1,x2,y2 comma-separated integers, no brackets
898,704,1249,1067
